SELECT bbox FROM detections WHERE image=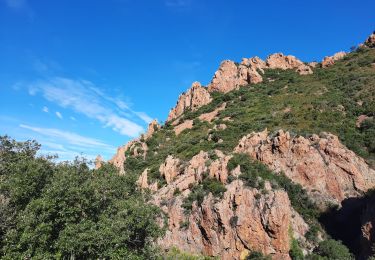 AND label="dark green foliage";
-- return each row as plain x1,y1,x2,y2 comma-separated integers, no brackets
229,216,238,228
246,251,272,260
308,239,353,260
289,238,304,260
0,136,164,259
182,177,226,211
